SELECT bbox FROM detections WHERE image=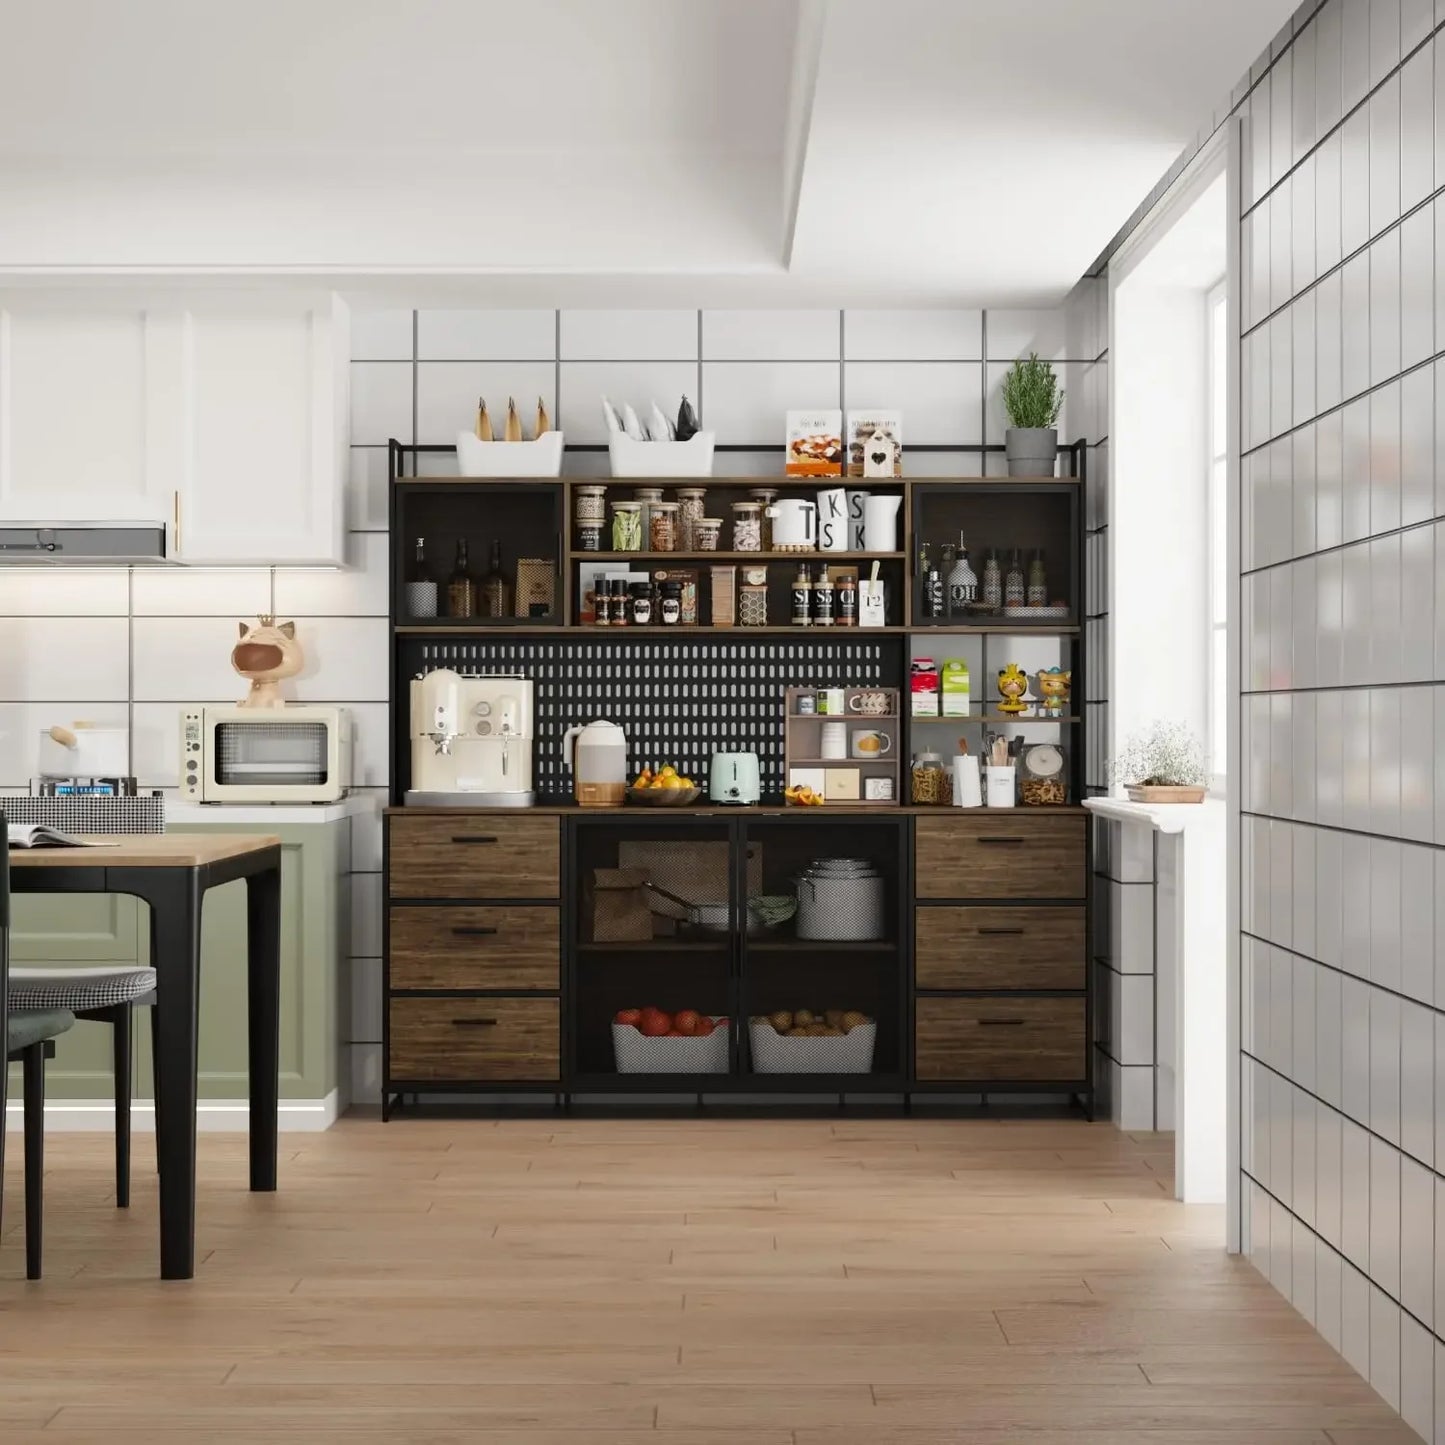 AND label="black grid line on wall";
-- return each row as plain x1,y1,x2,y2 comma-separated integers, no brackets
400,635,898,800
